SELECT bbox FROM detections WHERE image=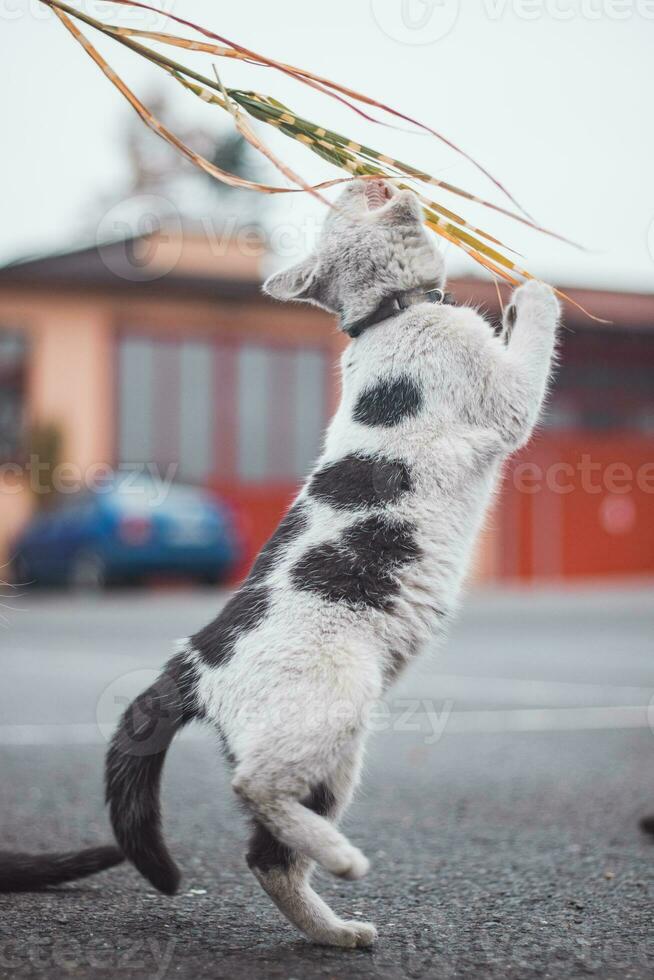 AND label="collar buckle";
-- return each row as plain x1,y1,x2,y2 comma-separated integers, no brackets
343,285,452,339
